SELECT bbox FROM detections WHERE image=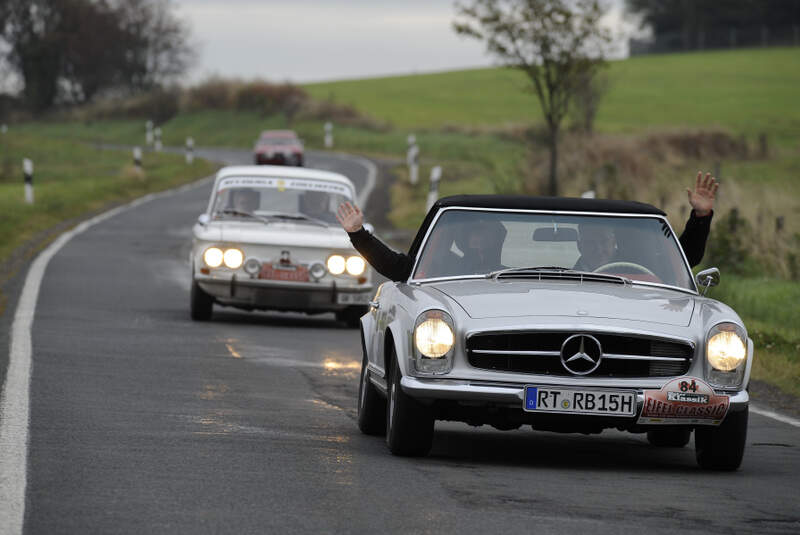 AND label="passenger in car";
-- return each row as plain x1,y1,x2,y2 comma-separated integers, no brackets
231,188,260,213
336,172,718,282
